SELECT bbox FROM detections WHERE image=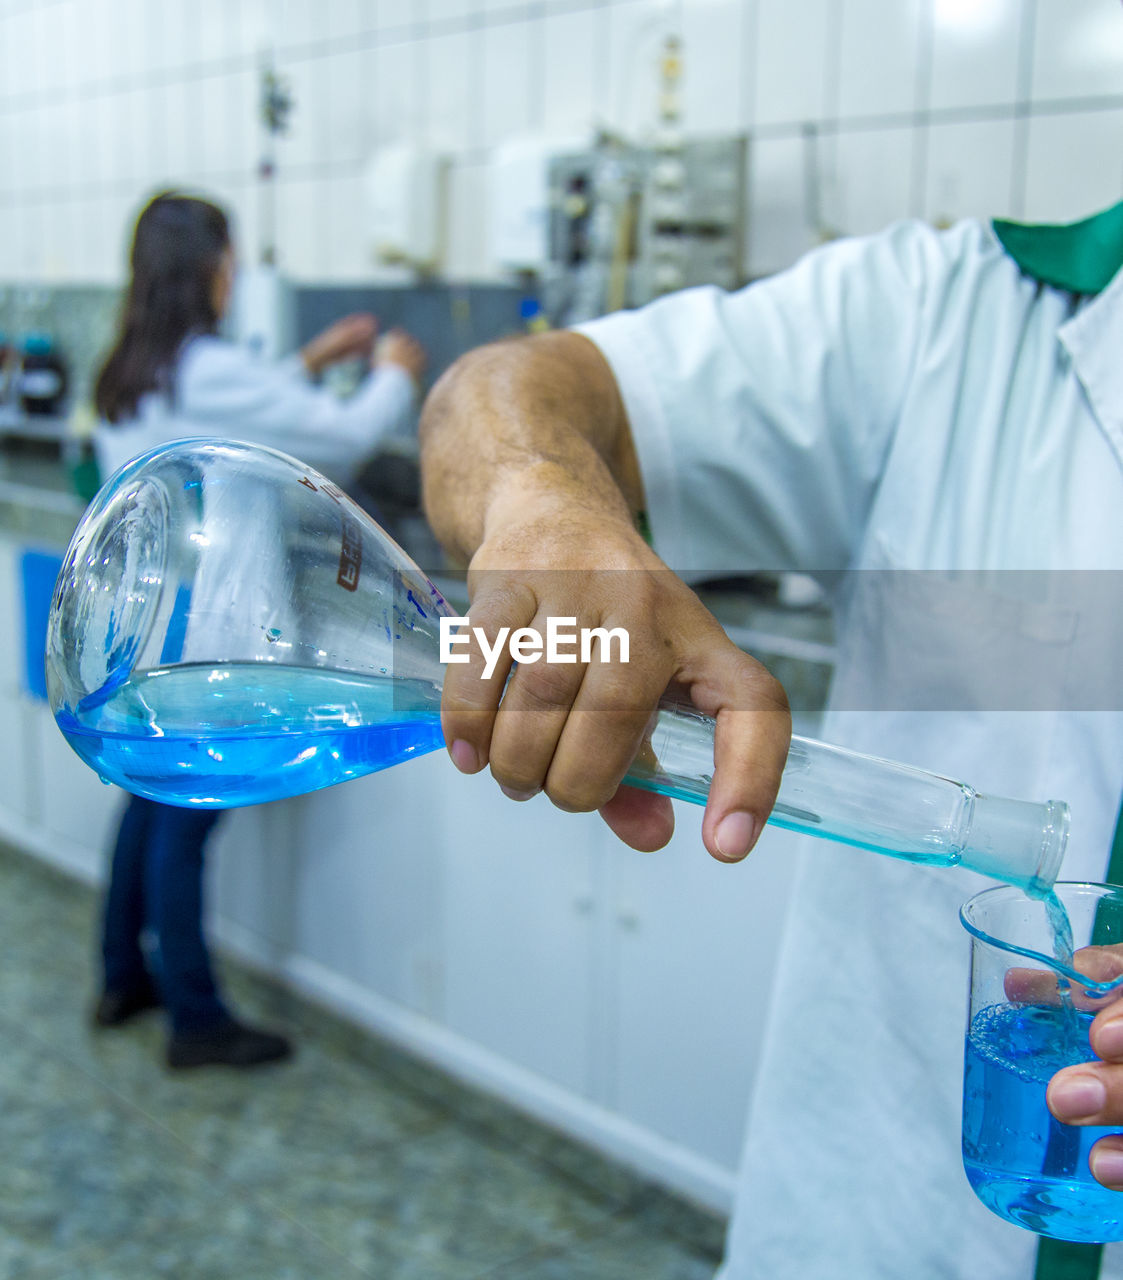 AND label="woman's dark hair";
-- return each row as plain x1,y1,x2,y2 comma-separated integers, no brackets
95,192,231,424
